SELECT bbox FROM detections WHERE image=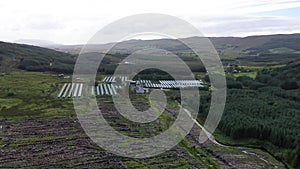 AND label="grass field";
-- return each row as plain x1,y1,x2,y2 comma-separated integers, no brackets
232,71,257,79
241,64,286,71
0,72,74,119
0,98,22,111
229,64,286,79
0,72,221,168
